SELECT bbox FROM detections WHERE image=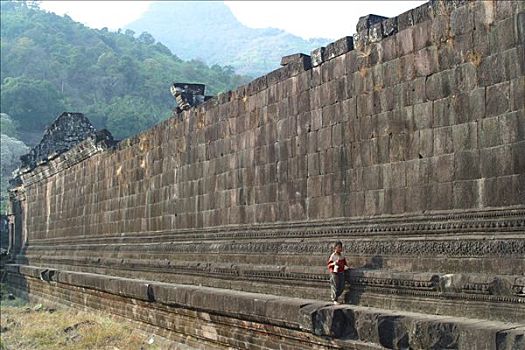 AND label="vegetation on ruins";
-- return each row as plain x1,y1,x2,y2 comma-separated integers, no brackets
0,0,250,144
